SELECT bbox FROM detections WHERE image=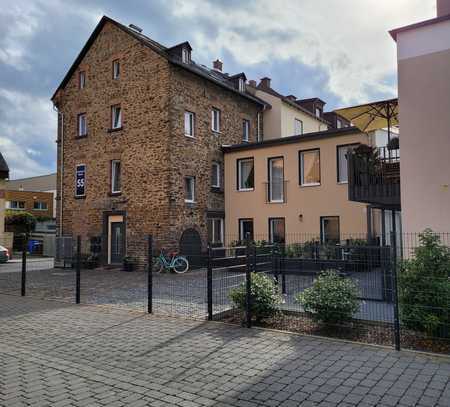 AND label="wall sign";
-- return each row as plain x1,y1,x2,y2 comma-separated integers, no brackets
76,164,86,196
